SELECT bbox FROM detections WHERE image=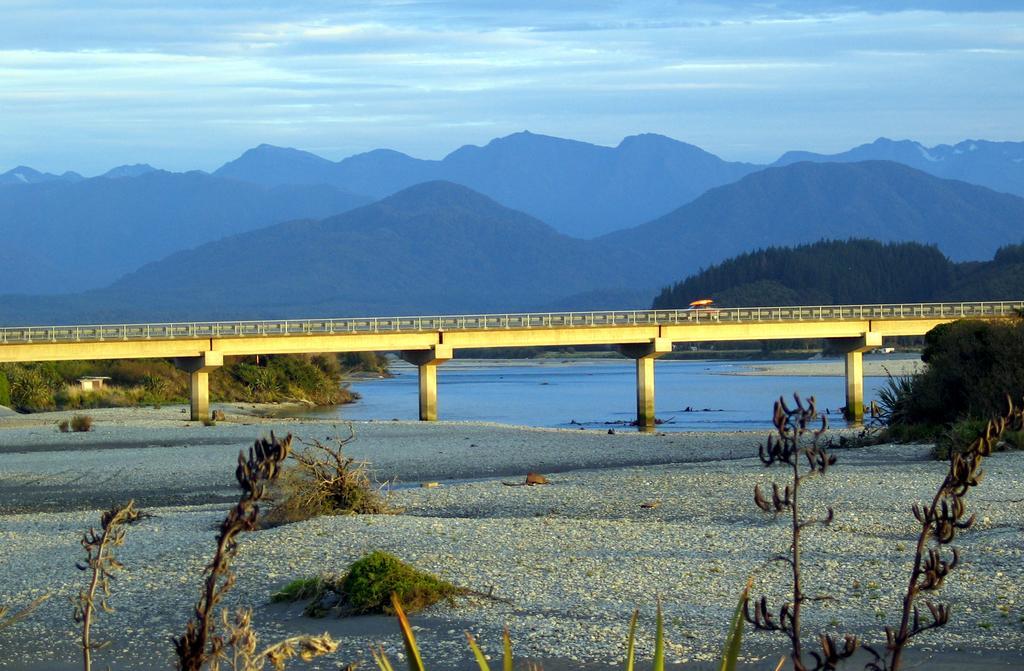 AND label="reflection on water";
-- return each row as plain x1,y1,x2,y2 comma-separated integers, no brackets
296,358,896,432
